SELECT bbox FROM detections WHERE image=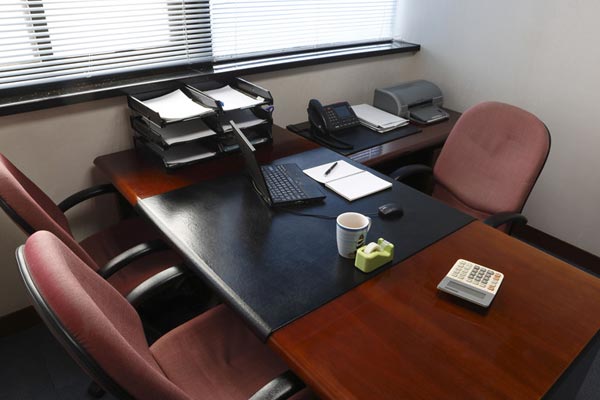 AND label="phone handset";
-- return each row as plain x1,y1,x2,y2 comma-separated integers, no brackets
307,99,353,150
307,99,327,131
